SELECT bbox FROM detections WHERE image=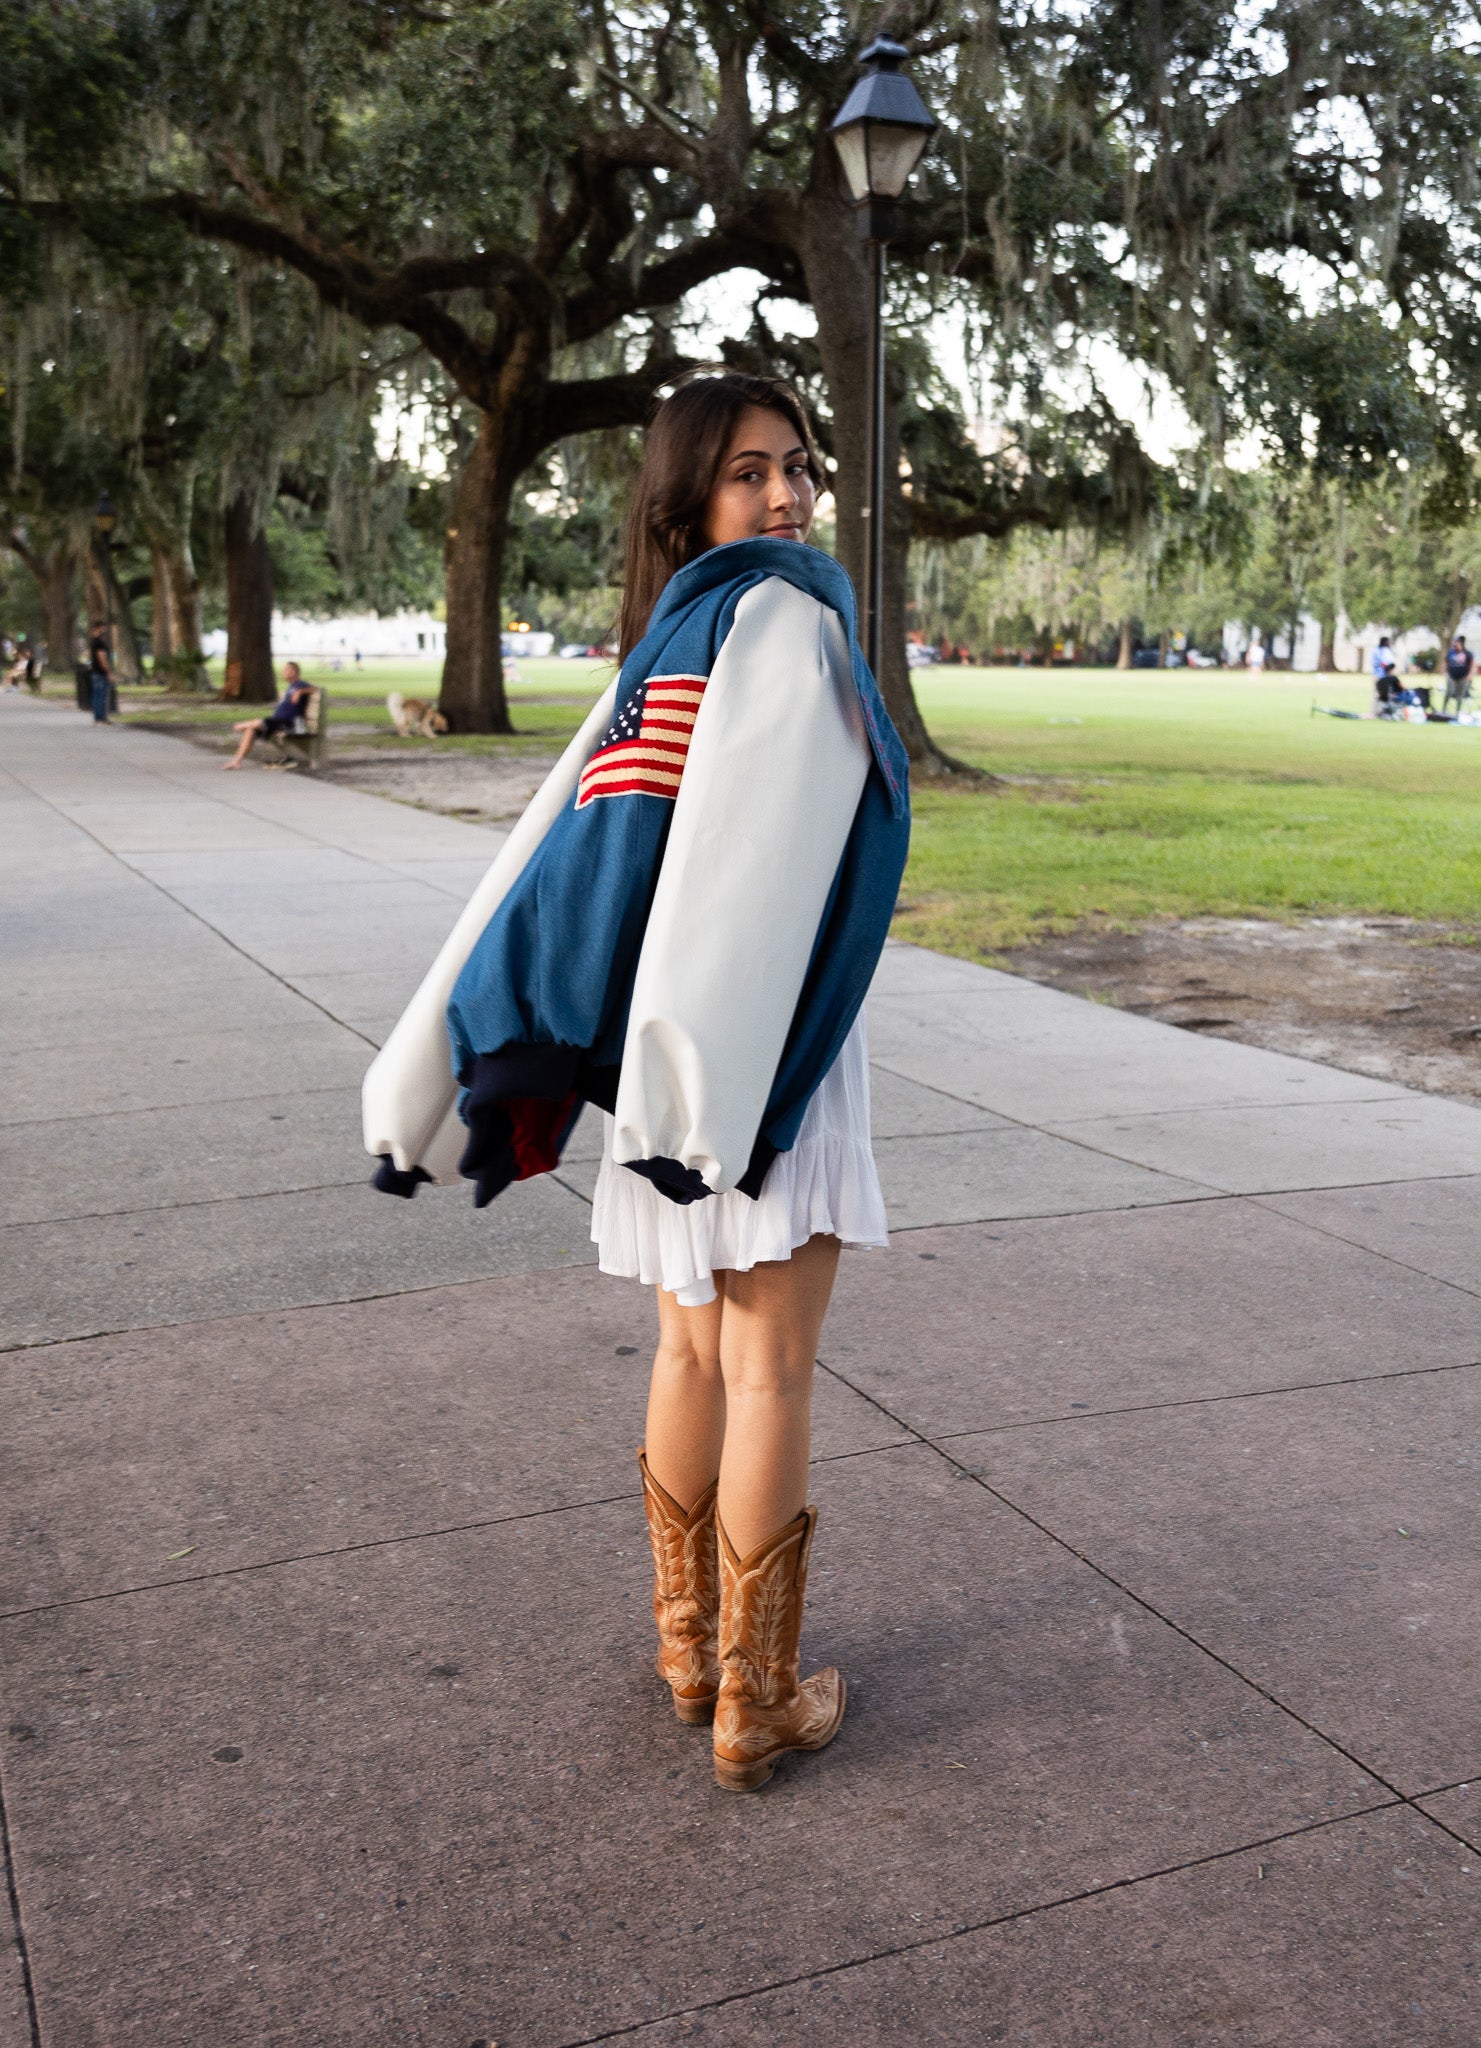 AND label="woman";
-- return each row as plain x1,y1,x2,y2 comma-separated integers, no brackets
363,371,910,1791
